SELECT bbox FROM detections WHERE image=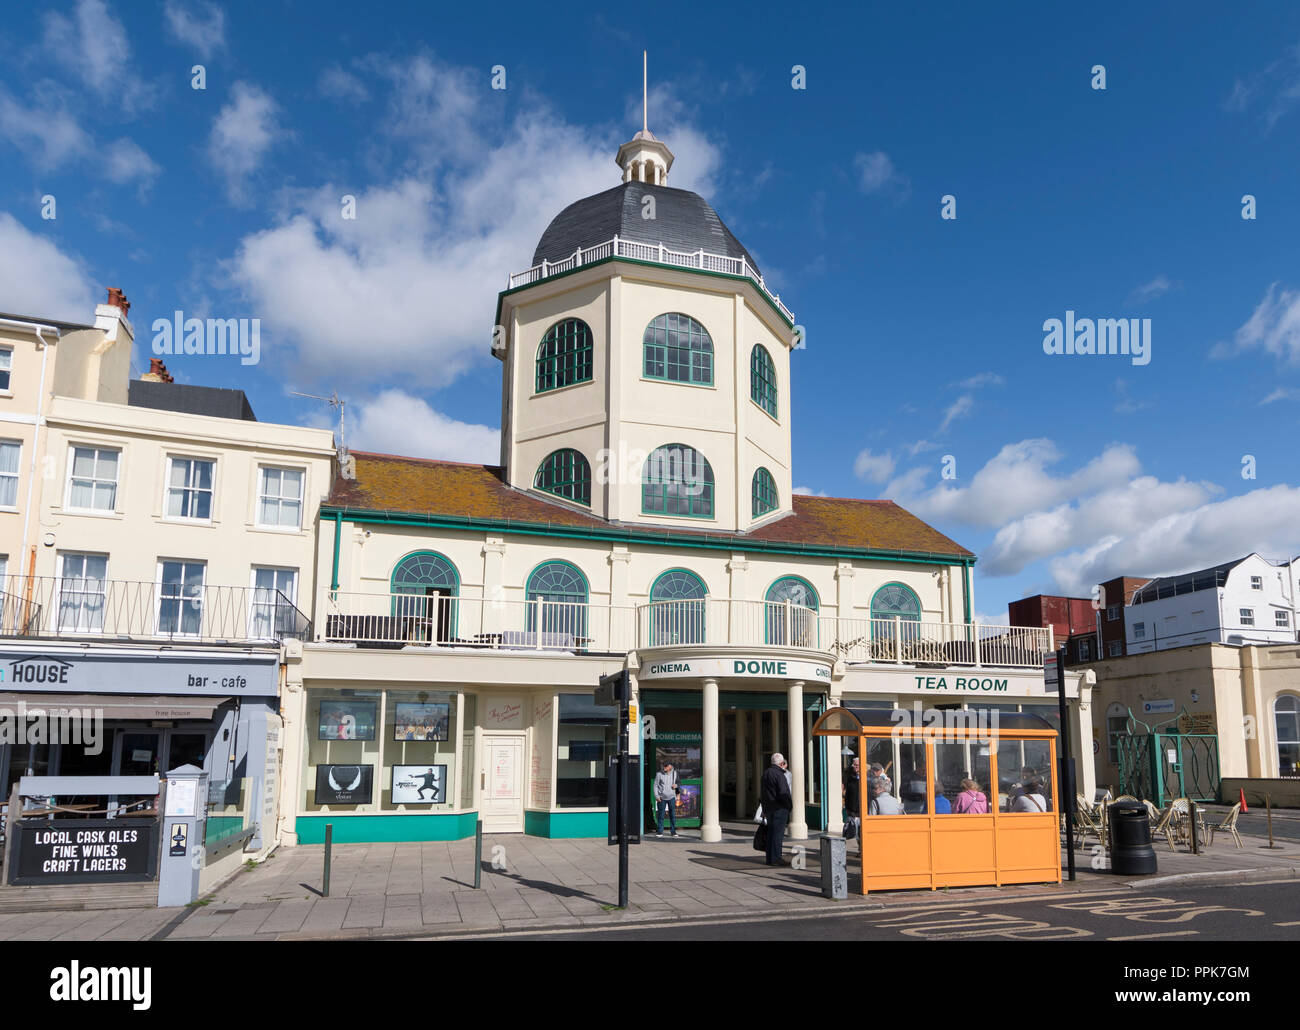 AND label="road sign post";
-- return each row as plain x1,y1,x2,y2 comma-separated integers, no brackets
598,670,637,907
1045,648,1076,881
